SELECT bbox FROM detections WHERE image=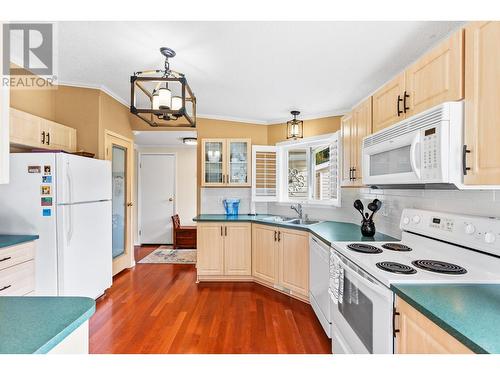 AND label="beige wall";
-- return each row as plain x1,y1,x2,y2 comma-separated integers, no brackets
267,116,342,145
133,146,197,244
